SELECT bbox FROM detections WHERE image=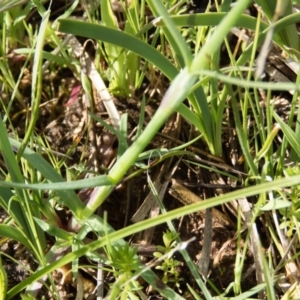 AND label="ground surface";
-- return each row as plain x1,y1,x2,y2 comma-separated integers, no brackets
0,0,298,299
